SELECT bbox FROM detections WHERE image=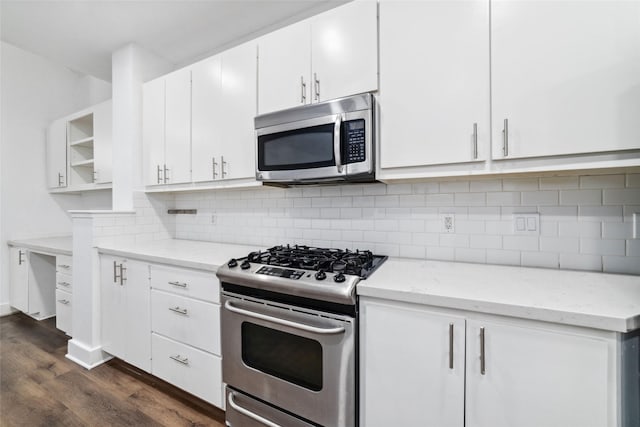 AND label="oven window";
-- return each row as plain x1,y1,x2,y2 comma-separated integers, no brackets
241,322,323,391
258,123,335,171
